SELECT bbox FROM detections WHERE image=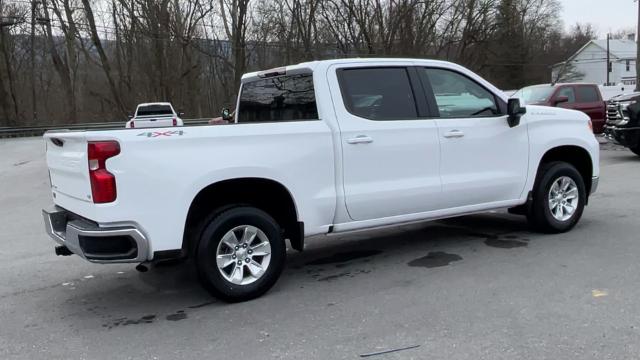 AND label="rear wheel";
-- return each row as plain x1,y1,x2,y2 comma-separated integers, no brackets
630,146,640,156
196,206,286,302
527,162,586,233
